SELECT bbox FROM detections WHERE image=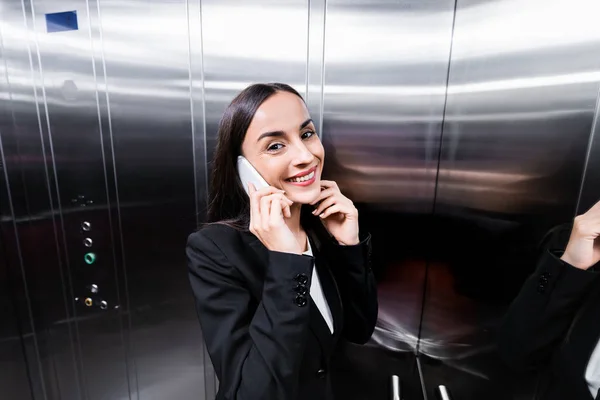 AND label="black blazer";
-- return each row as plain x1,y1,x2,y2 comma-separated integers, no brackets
186,217,378,400
498,224,600,400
